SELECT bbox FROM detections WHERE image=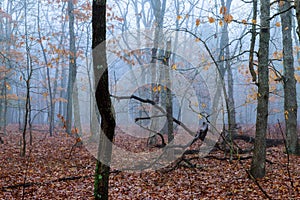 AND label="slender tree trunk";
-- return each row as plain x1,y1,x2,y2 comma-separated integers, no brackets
280,1,299,154
37,1,54,136
249,0,258,83
21,0,33,156
164,40,173,143
2,0,12,136
86,53,99,137
66,0,77,134
212,0,235,155
226,51,236,134
93,1,116,199
73,81,82,136
250,0,270,178
59,60,67,118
